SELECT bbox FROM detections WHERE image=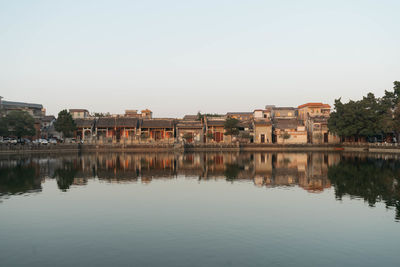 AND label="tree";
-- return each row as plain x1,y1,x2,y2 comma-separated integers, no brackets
5,110,36,138
54,110,76,138
93,112,110,117
182,132,193,142
224,118,240,141
53,162,78,192
328,81,400,142
279,131,290,143
0,116,8,136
